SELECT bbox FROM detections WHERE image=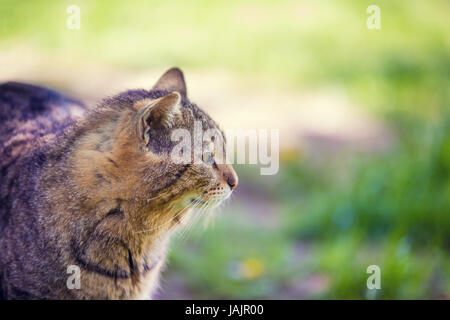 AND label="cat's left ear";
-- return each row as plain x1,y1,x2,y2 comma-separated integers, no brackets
137,92,182,144
152,67,187,97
